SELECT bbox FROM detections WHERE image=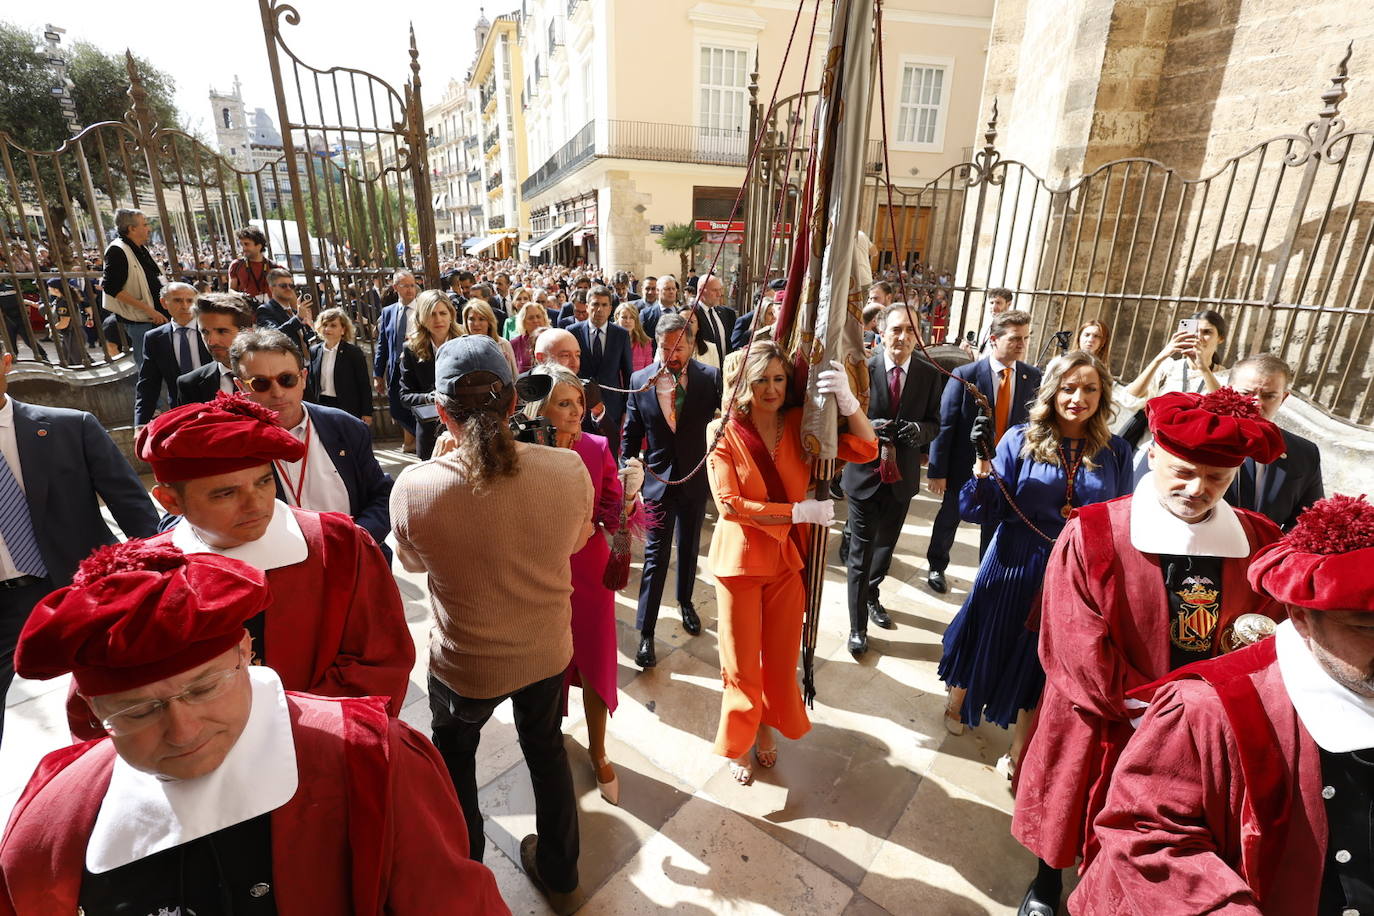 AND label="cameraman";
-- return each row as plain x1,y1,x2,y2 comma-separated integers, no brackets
839,304,944,658
390,335,592,913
